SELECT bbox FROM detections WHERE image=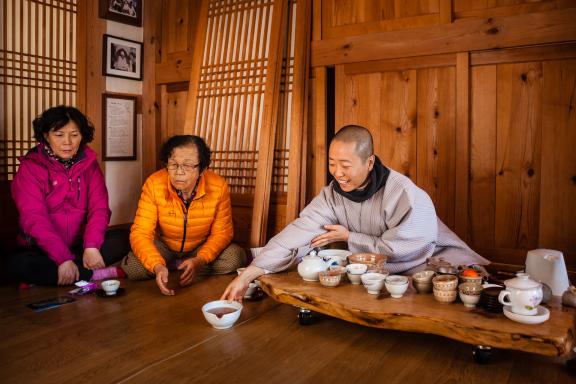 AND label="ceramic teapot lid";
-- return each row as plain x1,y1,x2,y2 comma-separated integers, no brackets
504,273,541,290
